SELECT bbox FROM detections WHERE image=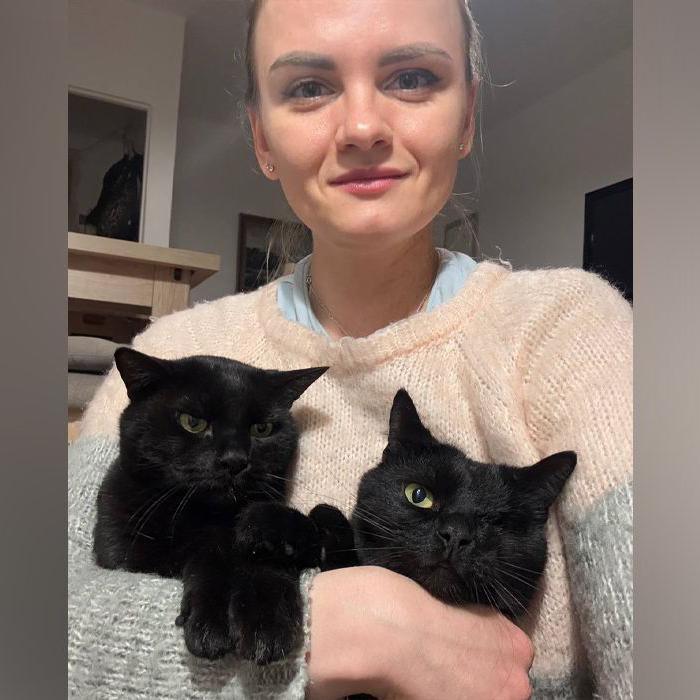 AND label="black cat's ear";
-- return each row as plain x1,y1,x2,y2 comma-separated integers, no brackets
272,366,329,407
387,389,435,448
114,348,169,401
515,451,577,508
